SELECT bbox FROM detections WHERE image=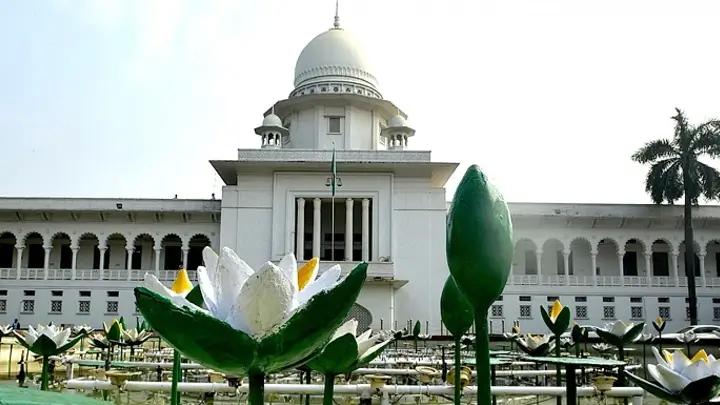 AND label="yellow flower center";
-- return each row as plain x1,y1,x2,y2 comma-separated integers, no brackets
691,350,710,364
549,300,563,321
297,257,318,290
655,316,665,326
171,269,193,294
